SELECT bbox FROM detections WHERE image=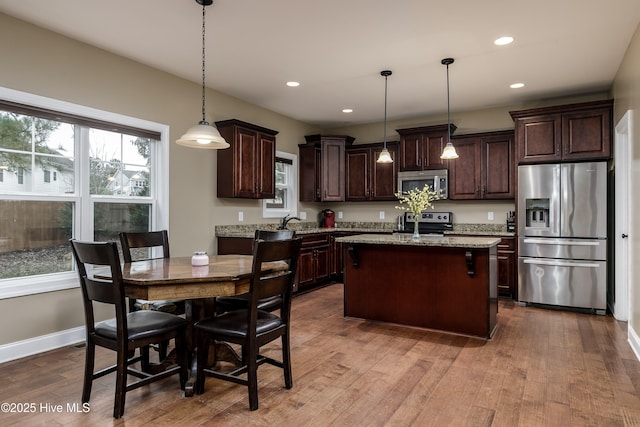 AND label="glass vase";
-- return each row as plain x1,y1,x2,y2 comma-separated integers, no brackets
412,219,420,240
